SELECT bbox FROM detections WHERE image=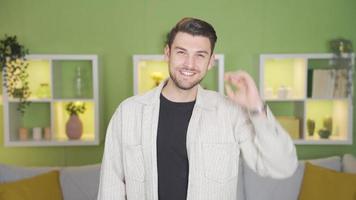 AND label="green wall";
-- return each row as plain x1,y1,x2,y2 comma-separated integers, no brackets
0,0,355,166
